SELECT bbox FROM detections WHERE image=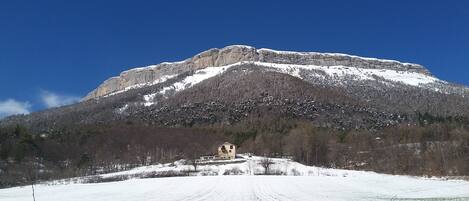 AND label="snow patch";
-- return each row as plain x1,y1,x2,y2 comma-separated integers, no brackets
142,63,242,106
143,93,157,107
116,104,128,114
104,74,177,98
253,62,440,87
